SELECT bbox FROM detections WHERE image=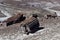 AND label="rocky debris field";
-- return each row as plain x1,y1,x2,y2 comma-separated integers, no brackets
0,0,60,40
0,16,60,40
